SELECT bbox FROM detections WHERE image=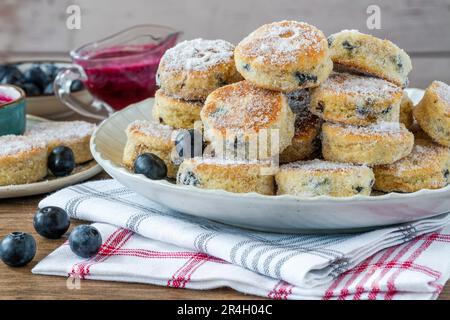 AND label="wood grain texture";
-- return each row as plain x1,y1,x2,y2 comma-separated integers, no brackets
0,0,449,52
0,172,449,300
